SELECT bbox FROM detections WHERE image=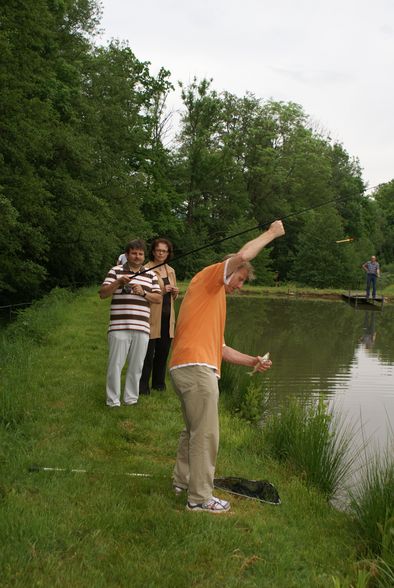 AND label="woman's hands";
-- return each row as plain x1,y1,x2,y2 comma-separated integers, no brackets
164,284,179,298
